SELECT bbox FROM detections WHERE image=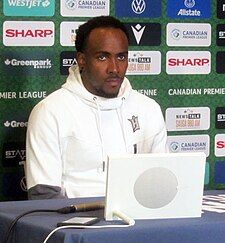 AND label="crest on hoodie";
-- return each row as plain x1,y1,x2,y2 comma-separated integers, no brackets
128,115,140,132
